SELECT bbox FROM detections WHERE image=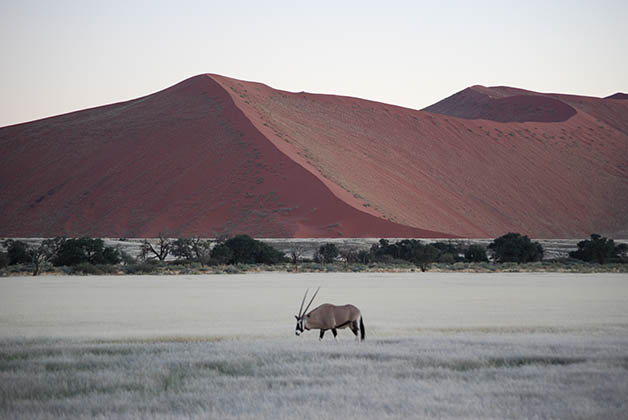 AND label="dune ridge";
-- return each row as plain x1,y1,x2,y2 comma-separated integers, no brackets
0,75,448,238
